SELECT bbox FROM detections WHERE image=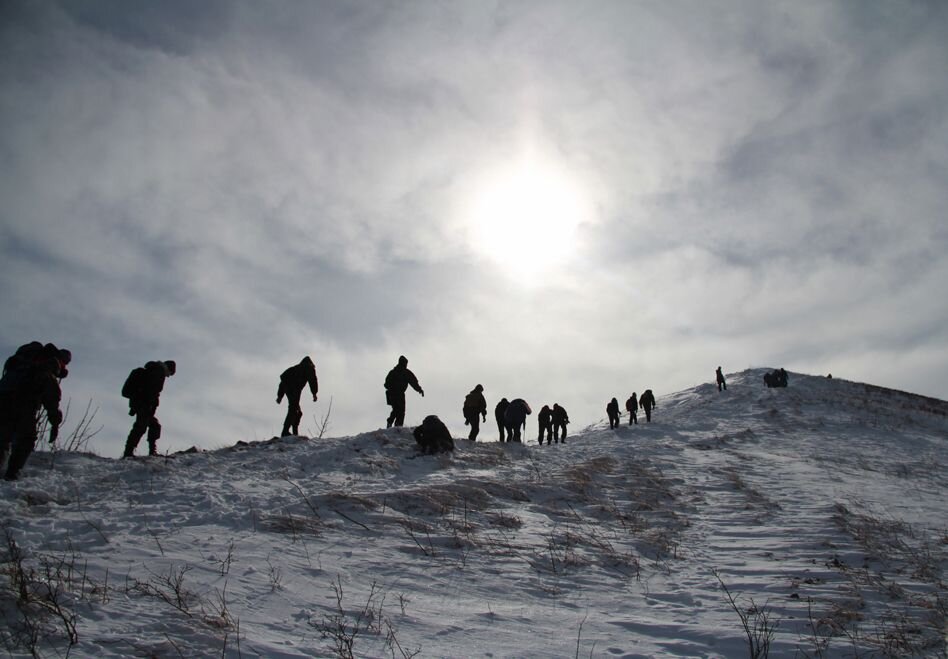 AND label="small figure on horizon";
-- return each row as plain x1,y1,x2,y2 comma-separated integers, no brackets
503,398,532,443
625,393,638,425
463,384,487,441
495,397,510,442
764,368,789,388
385,356,424,428
606,397,621,429
122,359,176,458
551,403,570,443
716,366,727,392
0,342,69,480
639,389,656,423
277,356,319,437
538,405,554,445
413,414,454,455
